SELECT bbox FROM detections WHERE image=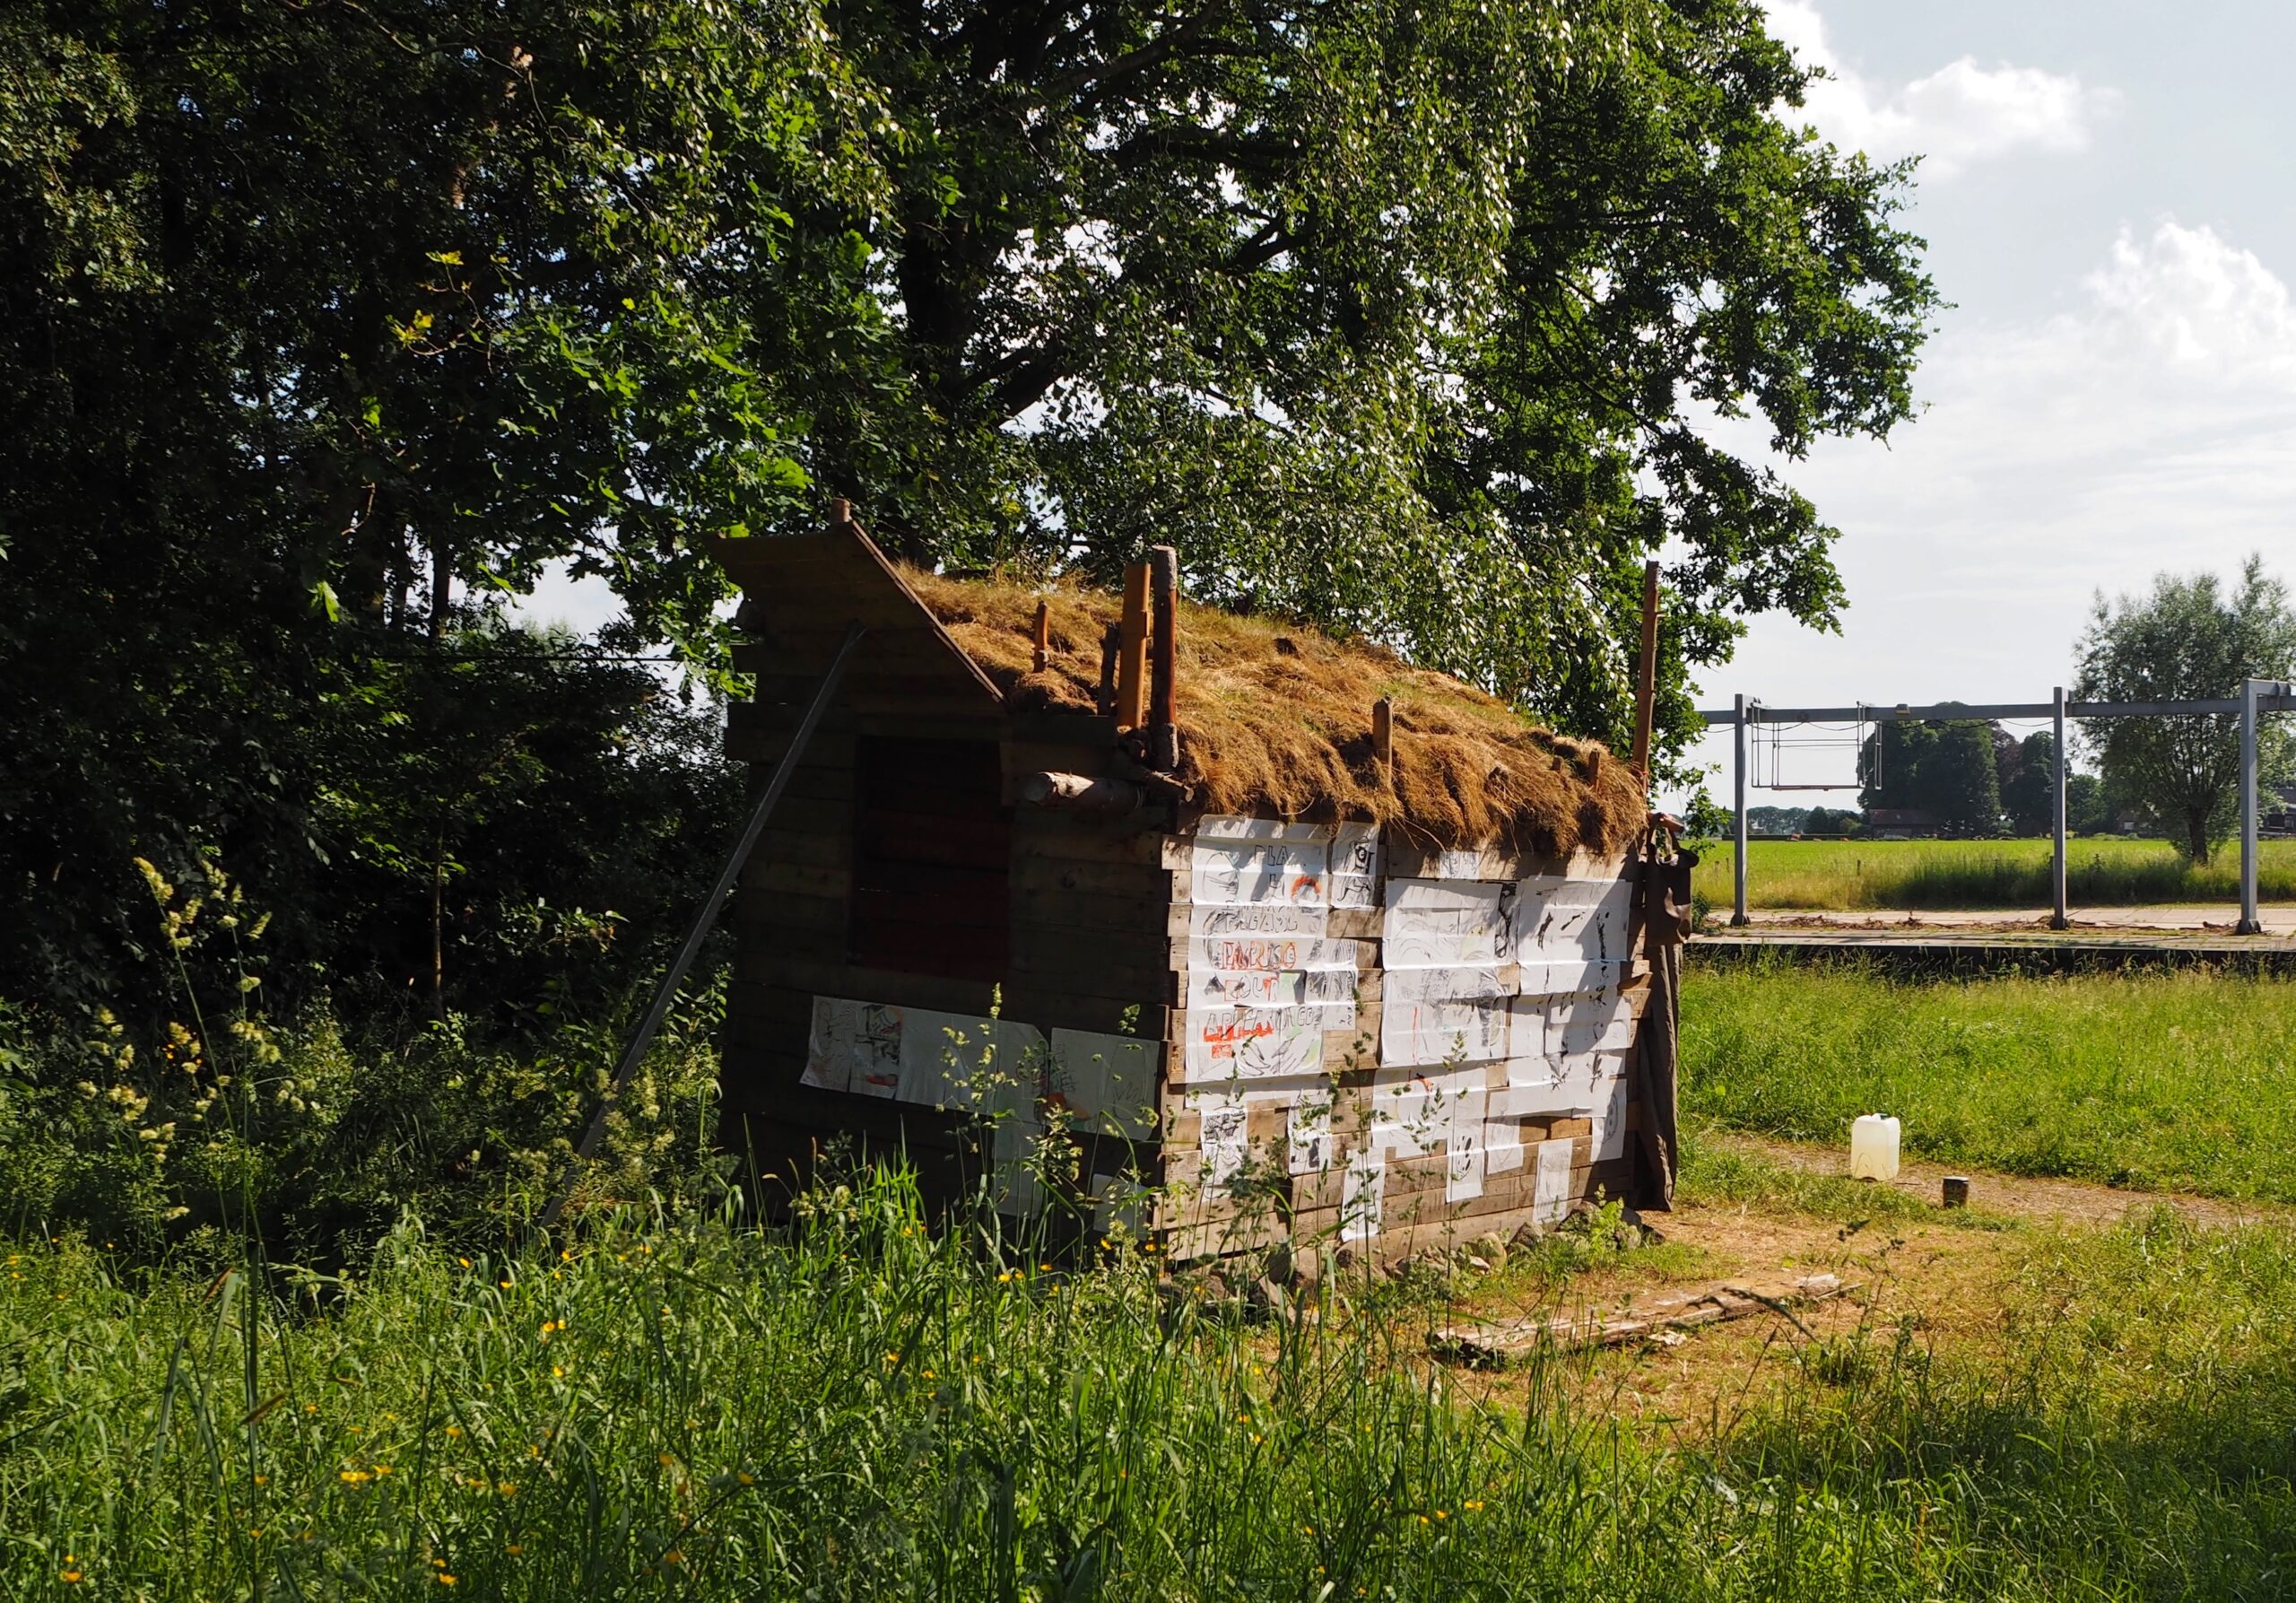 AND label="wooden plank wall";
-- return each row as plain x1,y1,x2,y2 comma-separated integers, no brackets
721,695,1174,1214
721,653,1657,1263
1152,832,1653,1265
